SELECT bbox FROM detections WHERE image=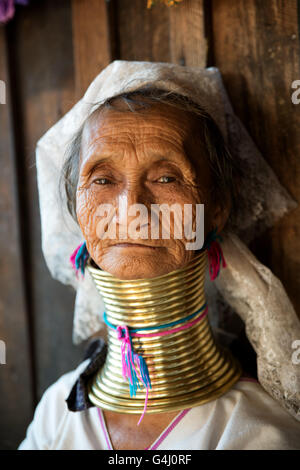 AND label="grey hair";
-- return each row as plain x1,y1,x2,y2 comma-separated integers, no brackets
60,85,243,227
